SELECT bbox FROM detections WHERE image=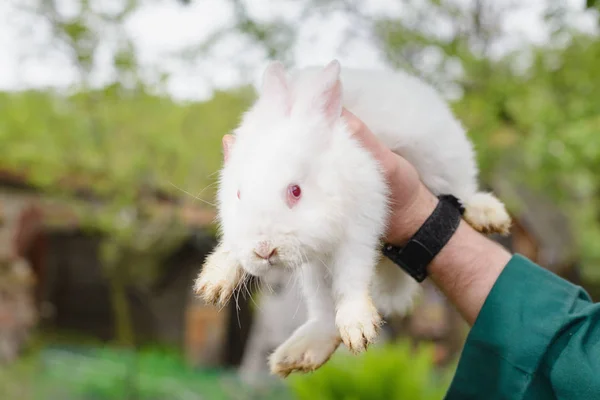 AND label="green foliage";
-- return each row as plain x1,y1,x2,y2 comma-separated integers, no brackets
5,0,600,349
371,4,600,281
0,350,38,400
1,344,292,400
38,346,221,399
288,341,453,400
452,34,600,280
0,83,254,344
2,0,258,346
0,86,253,201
